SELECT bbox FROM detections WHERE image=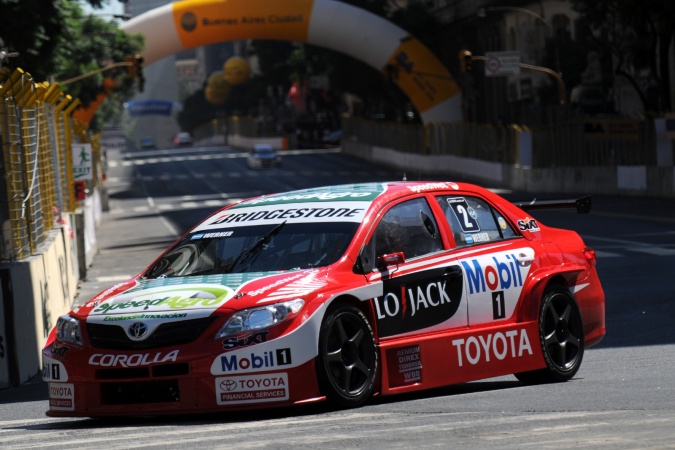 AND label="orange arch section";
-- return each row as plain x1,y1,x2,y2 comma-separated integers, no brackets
121,0,461,123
